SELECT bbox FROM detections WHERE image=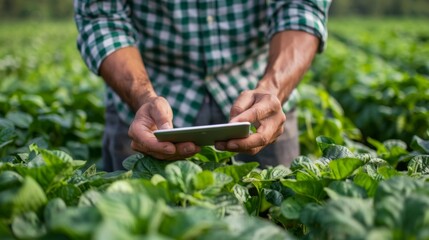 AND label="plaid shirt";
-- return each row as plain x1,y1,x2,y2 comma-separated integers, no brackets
74,0,330,127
